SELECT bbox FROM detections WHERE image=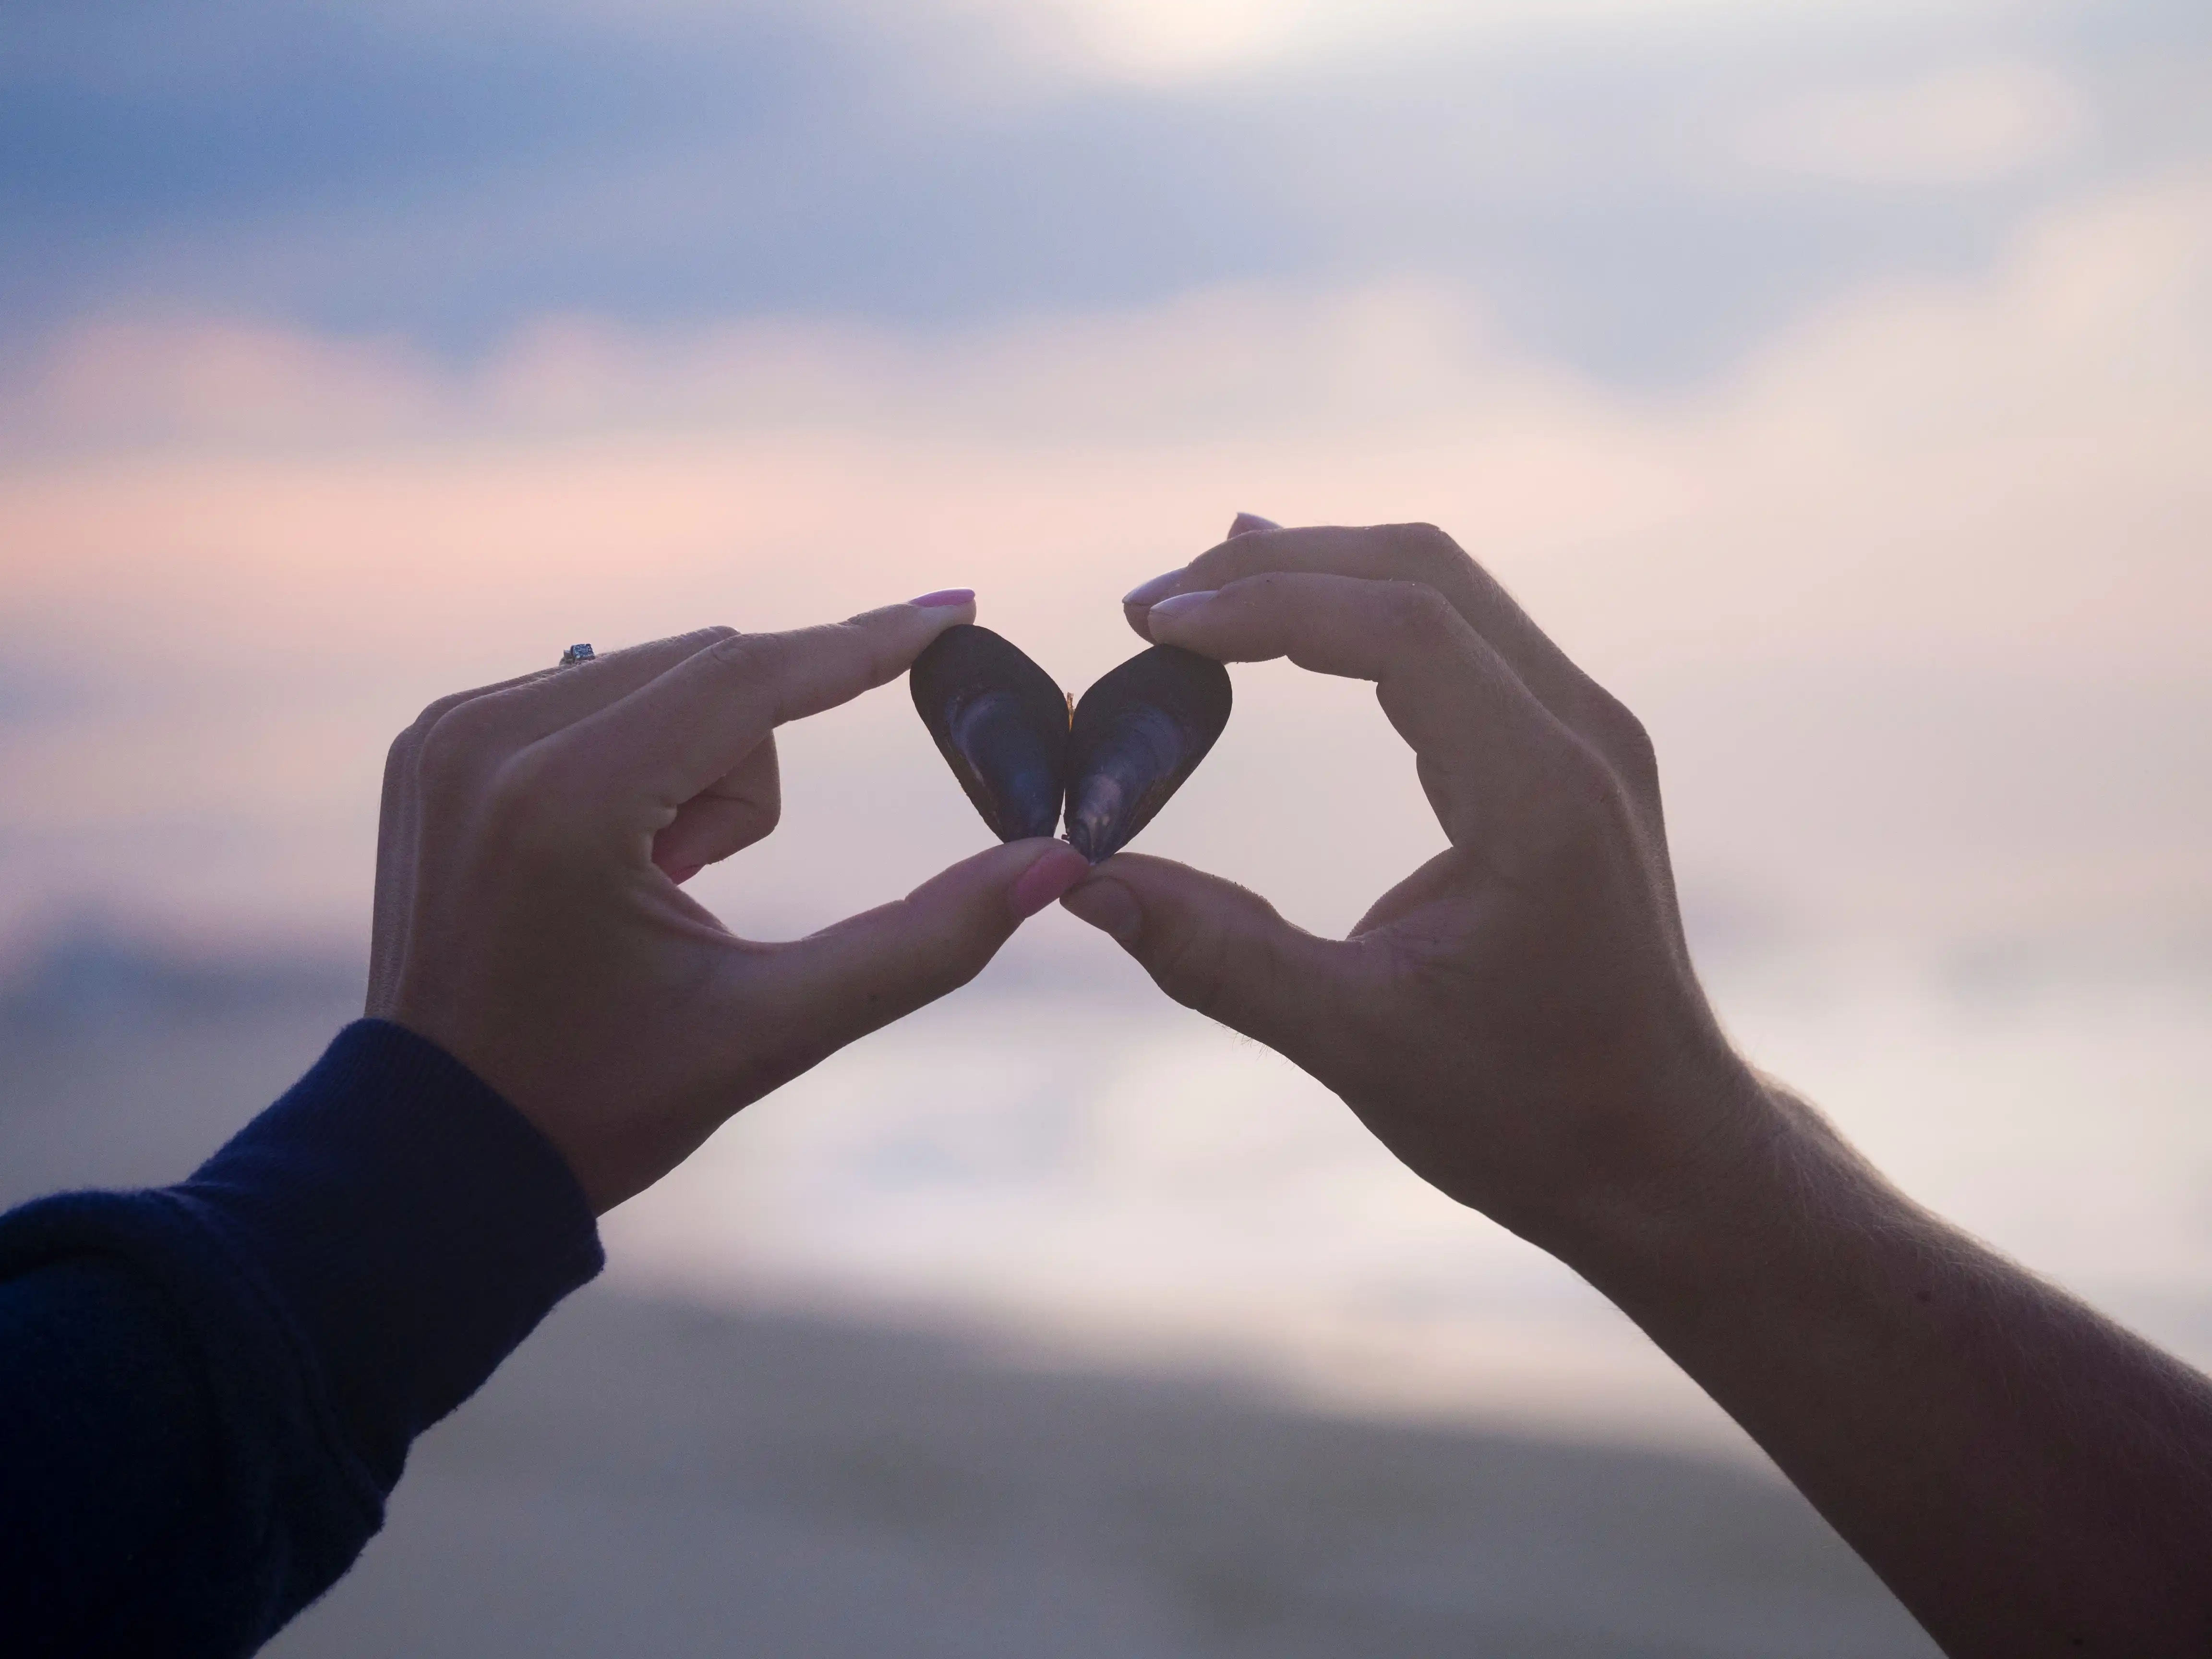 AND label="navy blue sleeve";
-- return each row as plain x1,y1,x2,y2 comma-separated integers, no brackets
0,1020,605,1659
